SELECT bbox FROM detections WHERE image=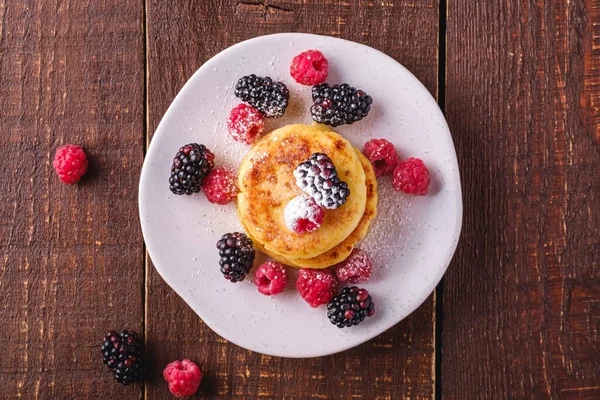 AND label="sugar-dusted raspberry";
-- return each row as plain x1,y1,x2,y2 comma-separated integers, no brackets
163,359,202,398
362,139,398,177
53,145,88,184
284,195,325,234
227,104,265,144
334,249,373,284
392,157,430,195
290,50,329,85
254,261,288,295
202,168,238,205
296,268,338,308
